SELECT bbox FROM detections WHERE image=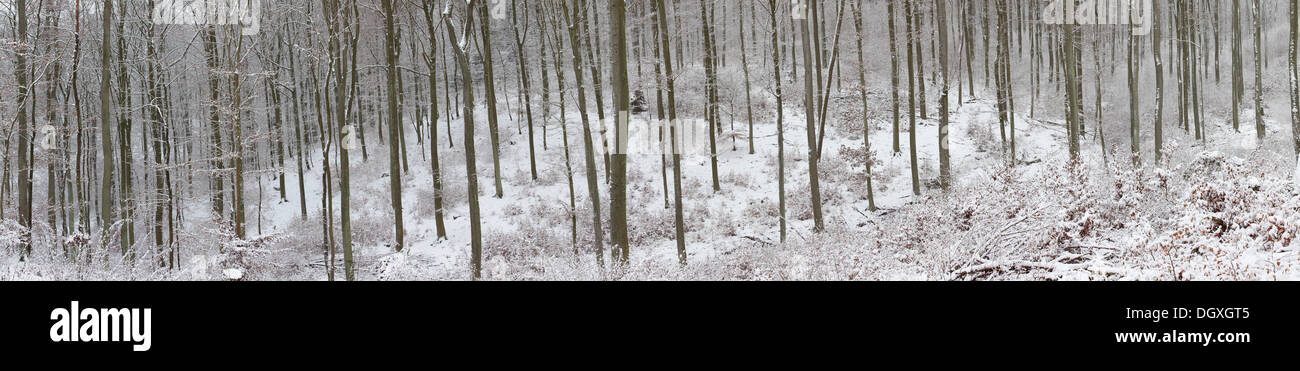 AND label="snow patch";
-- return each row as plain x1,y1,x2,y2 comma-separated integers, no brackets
223,268,245,281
